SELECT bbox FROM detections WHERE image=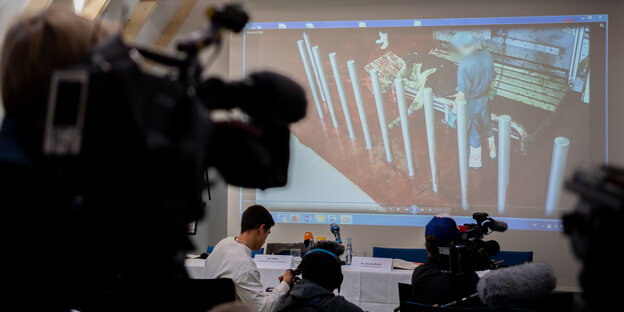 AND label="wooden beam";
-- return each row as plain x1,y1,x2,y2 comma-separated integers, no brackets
24,0,53,13
123,0,159,42
152,0,198,51
80,0,111,20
